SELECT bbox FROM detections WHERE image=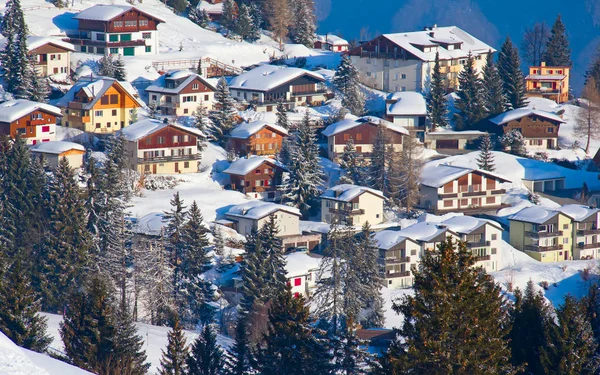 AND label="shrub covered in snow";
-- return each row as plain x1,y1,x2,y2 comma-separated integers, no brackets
141,175,187,191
